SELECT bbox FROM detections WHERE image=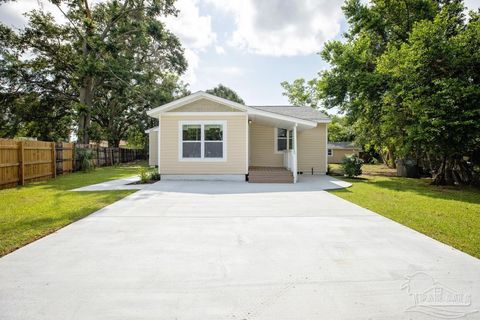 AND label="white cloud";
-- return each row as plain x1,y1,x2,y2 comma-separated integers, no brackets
0,0,68,28
182,48,200,84
204,66,244,76
215,45,225,54
162,0,218,85
205,0,344,56
163,0,216,51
